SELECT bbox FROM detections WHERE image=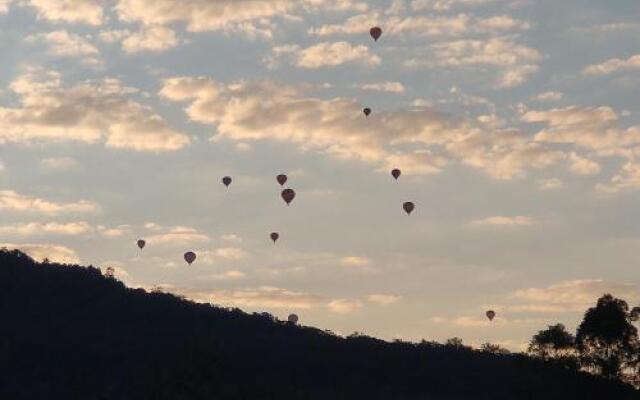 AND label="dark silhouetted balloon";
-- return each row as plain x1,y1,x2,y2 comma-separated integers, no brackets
184,251,196,265
391,169,401,180
222,176,232,187
486,310,496,321
403,201,415,215
370,26,382,41
363,107,371,117
288,314,299,324
277,174,288,186
282,188,296,205
137,239,146,250
270,232,279,243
